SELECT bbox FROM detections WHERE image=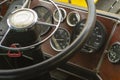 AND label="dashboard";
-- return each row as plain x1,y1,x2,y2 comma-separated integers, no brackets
31,1,120,80
0,0,120,80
